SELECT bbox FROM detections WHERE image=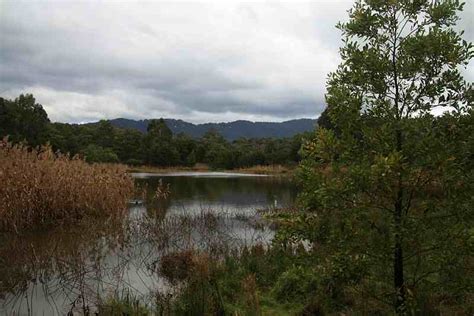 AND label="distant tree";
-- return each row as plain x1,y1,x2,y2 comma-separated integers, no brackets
174,133,197,166
143,118,179,166
95,120,115,148
147,118,172,141
186,150,197,167
232,138,265,167
0,94,50,146
200,129,233,169
114,128,144,164
283,0,473,313
263,139,293,165
82,144,119,163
